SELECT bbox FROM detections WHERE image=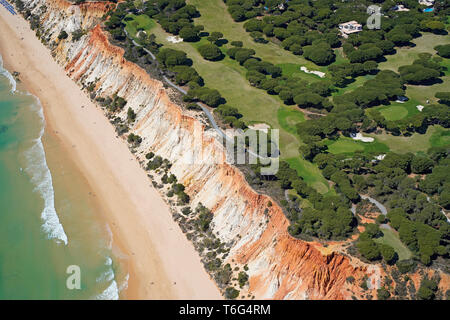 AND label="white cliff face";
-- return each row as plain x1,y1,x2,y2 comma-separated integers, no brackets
19,0,378,299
